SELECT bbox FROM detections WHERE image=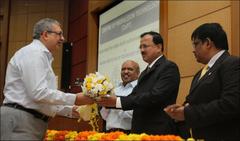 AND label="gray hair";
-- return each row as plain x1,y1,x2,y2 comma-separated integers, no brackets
33,18,60,39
